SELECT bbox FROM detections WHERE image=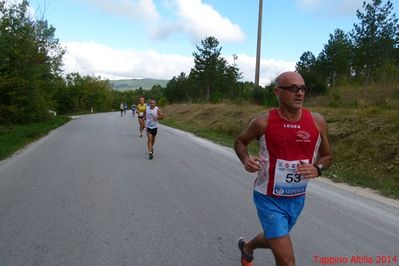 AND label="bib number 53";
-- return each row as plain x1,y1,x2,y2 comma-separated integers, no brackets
285,173,301,183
